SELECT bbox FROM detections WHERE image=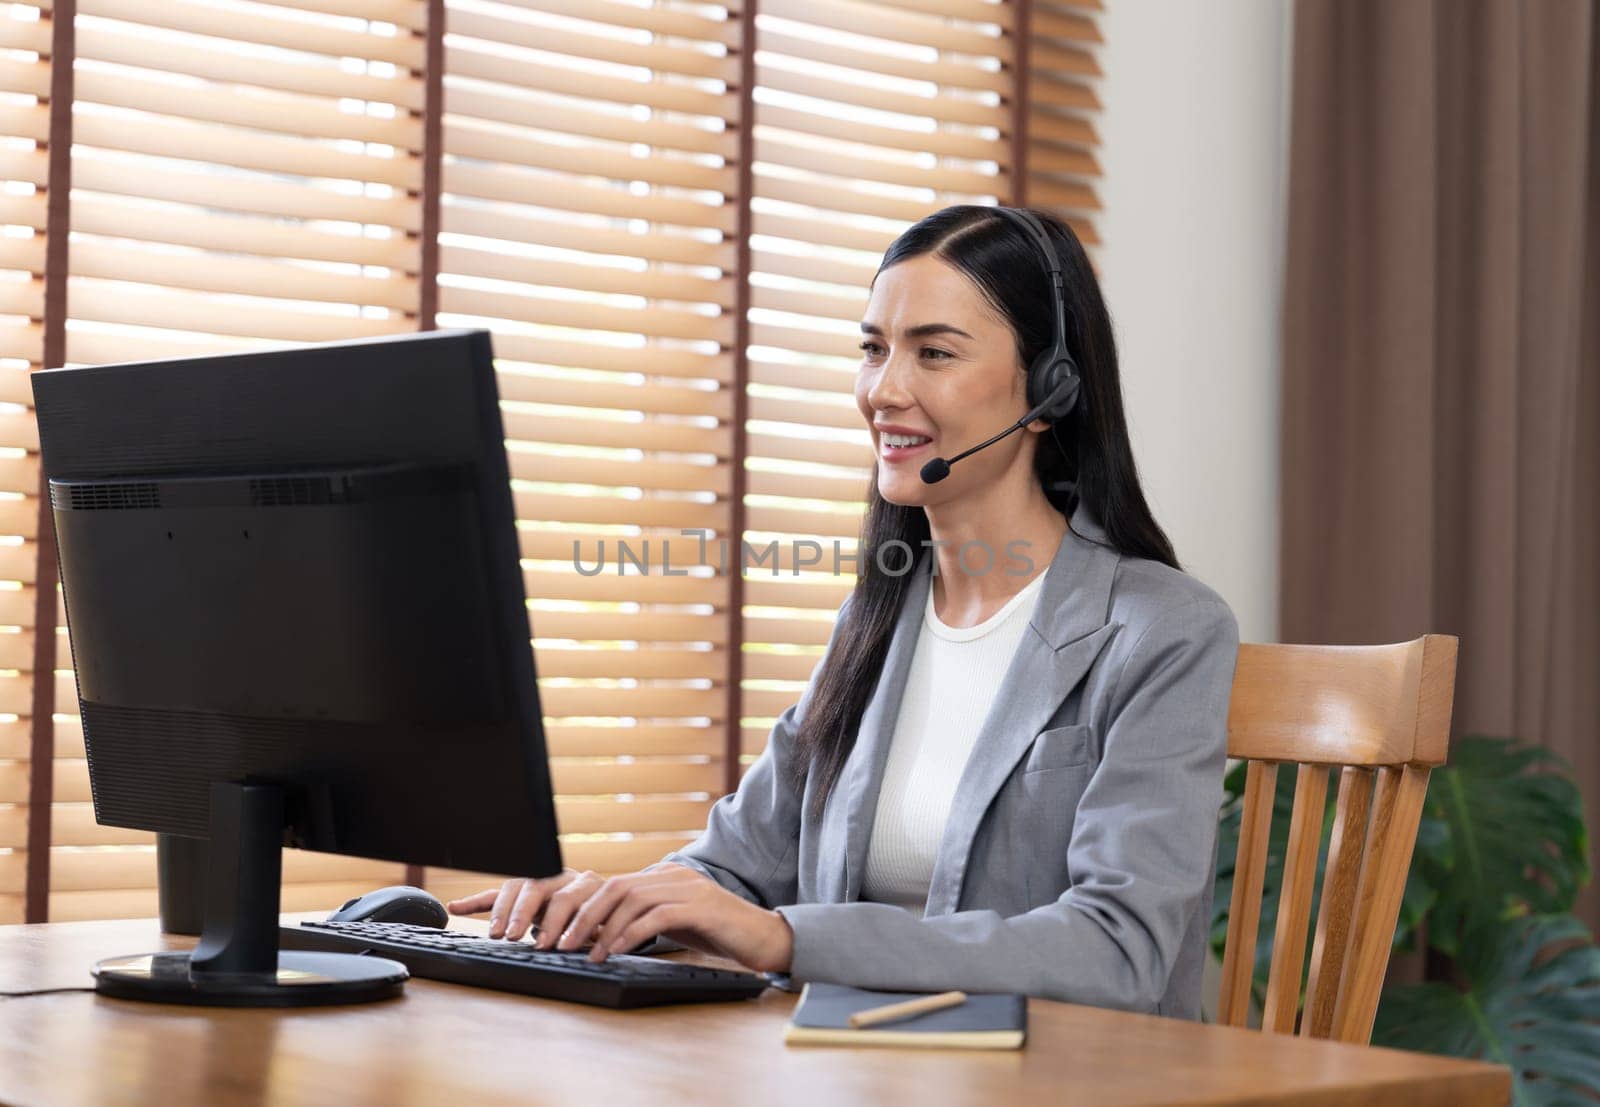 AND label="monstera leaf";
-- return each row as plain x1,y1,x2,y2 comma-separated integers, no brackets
1410,737,1590,956
1373,914,1600,1107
